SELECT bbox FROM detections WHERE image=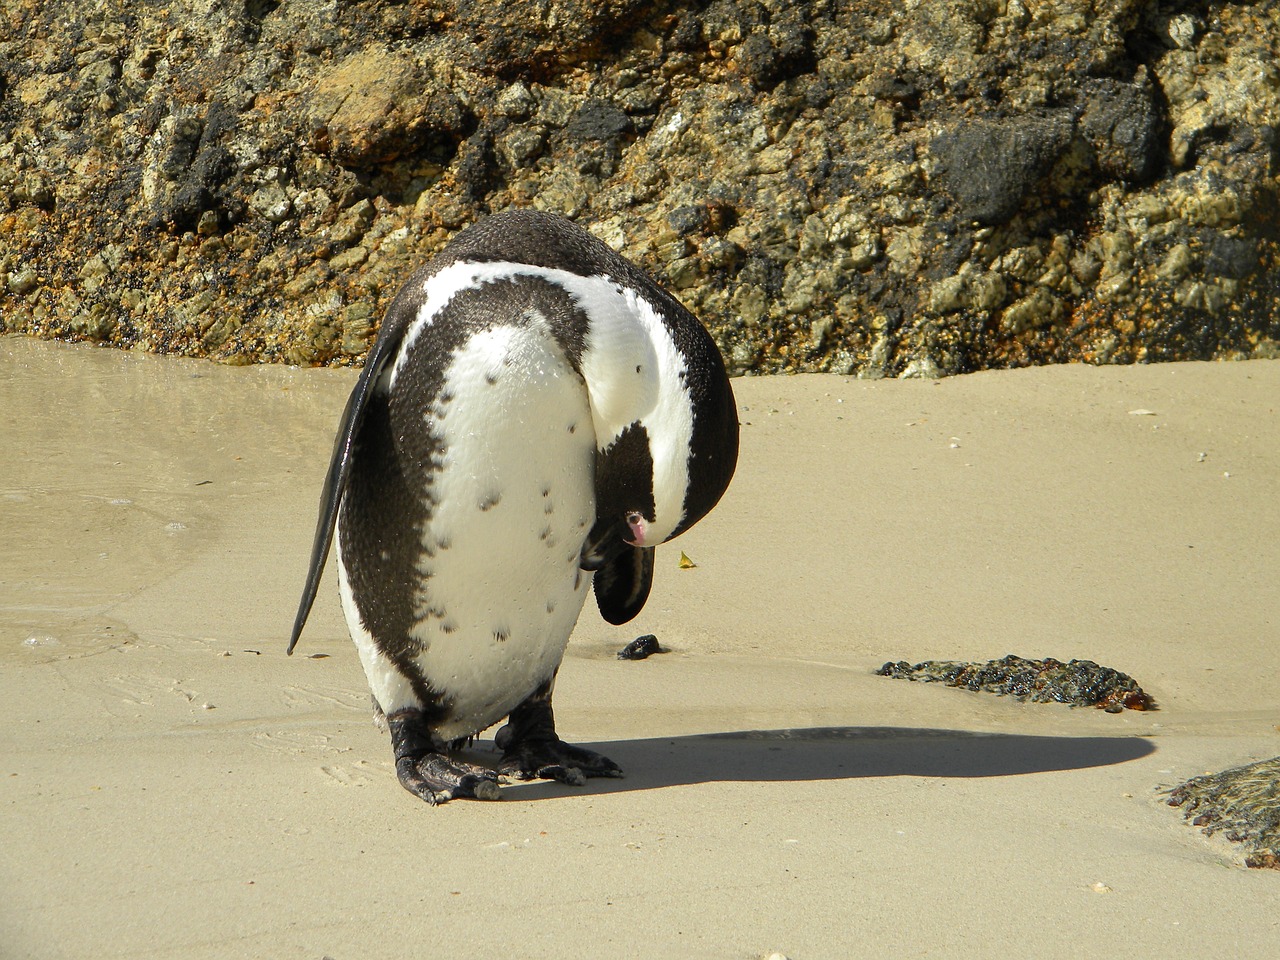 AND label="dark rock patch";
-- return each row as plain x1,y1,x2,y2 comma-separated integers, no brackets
931,115,1075,225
